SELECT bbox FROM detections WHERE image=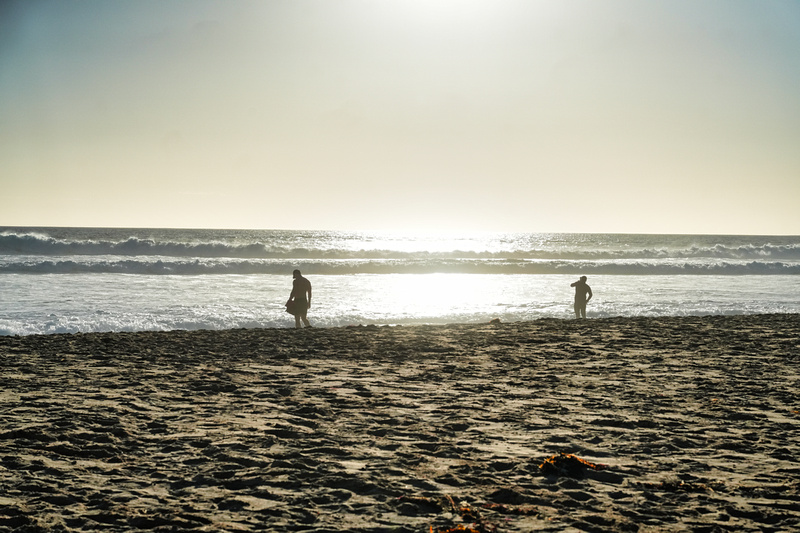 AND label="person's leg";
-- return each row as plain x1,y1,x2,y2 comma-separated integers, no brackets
579,303,587,319
574,301,580,319
295,315,301,328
